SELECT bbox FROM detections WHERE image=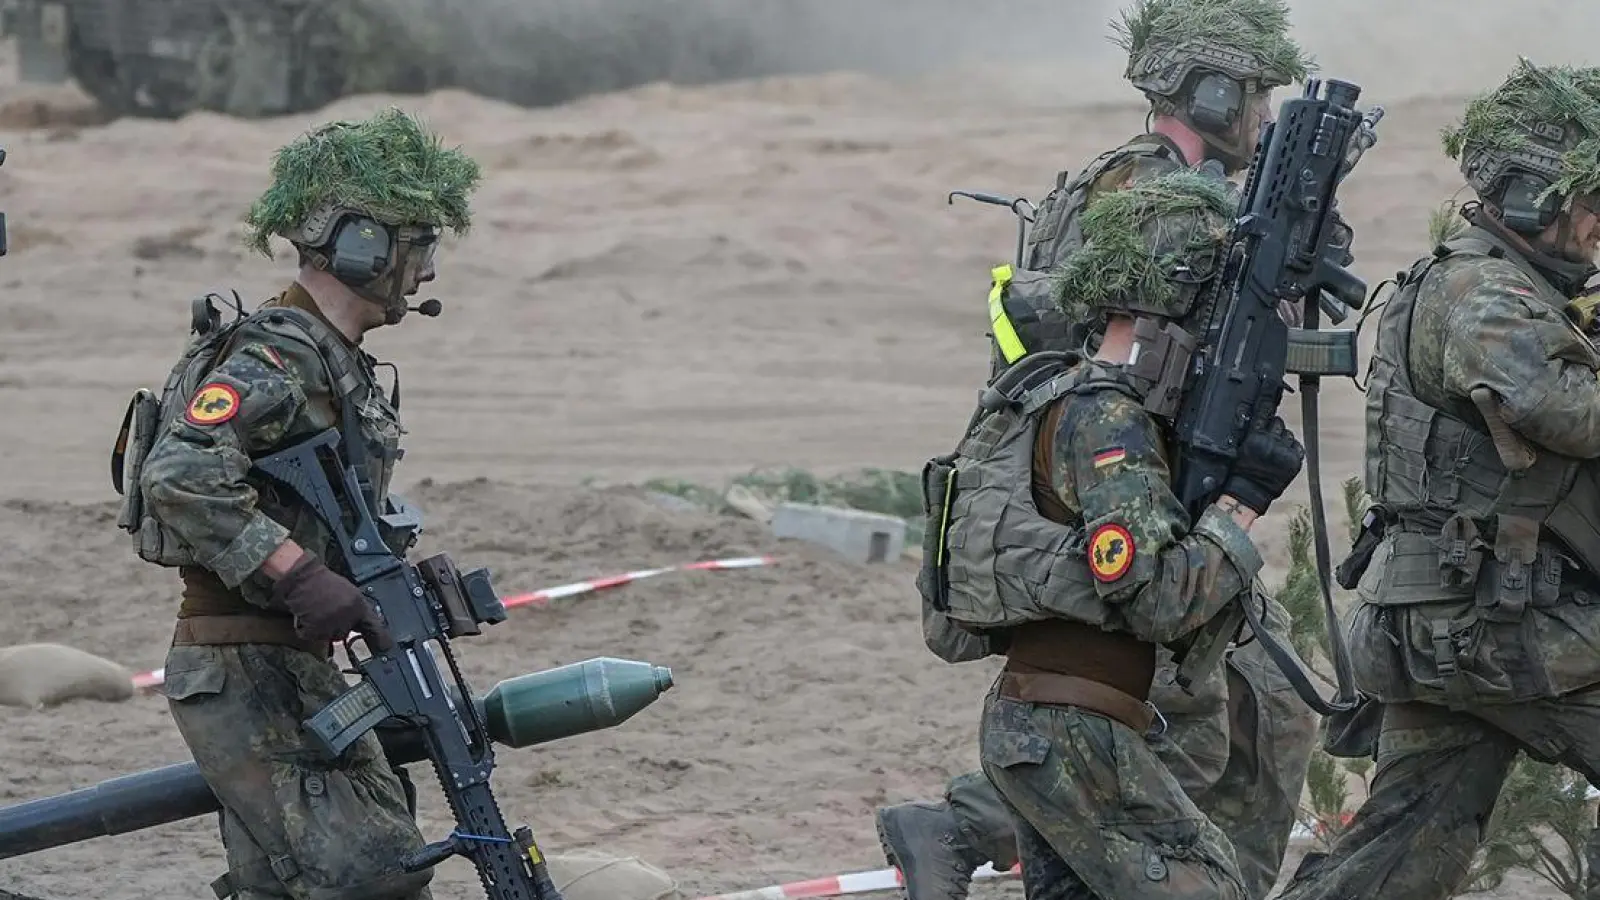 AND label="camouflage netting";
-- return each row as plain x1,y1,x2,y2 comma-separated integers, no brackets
1442,57,1600,203
1111,0,1315,87
1053,170,1233,321
242,107,482,257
